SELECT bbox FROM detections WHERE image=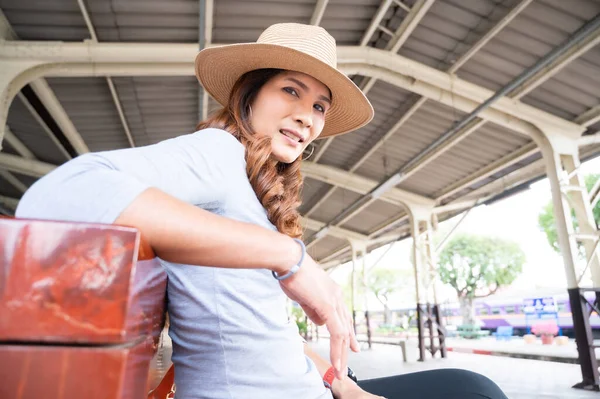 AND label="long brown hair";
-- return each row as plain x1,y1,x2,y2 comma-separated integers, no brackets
197,69,303,238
